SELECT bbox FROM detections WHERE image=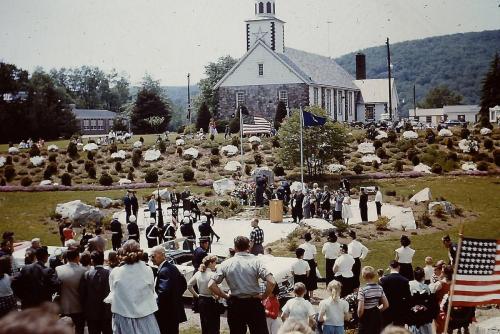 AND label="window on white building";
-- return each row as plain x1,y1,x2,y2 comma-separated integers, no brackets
91,119,97,130
348,92,353,116
98,119,104,130
83,119,90,130
258,63,264,76
458,115,465,122
326,89,331,116
109,119,114,127
279,90,288,107
344,91,349,117
365,105,375,121
236,91,245,108
426,116,432,123
313,87,319,106
338,91,343,115
333,89,337,118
